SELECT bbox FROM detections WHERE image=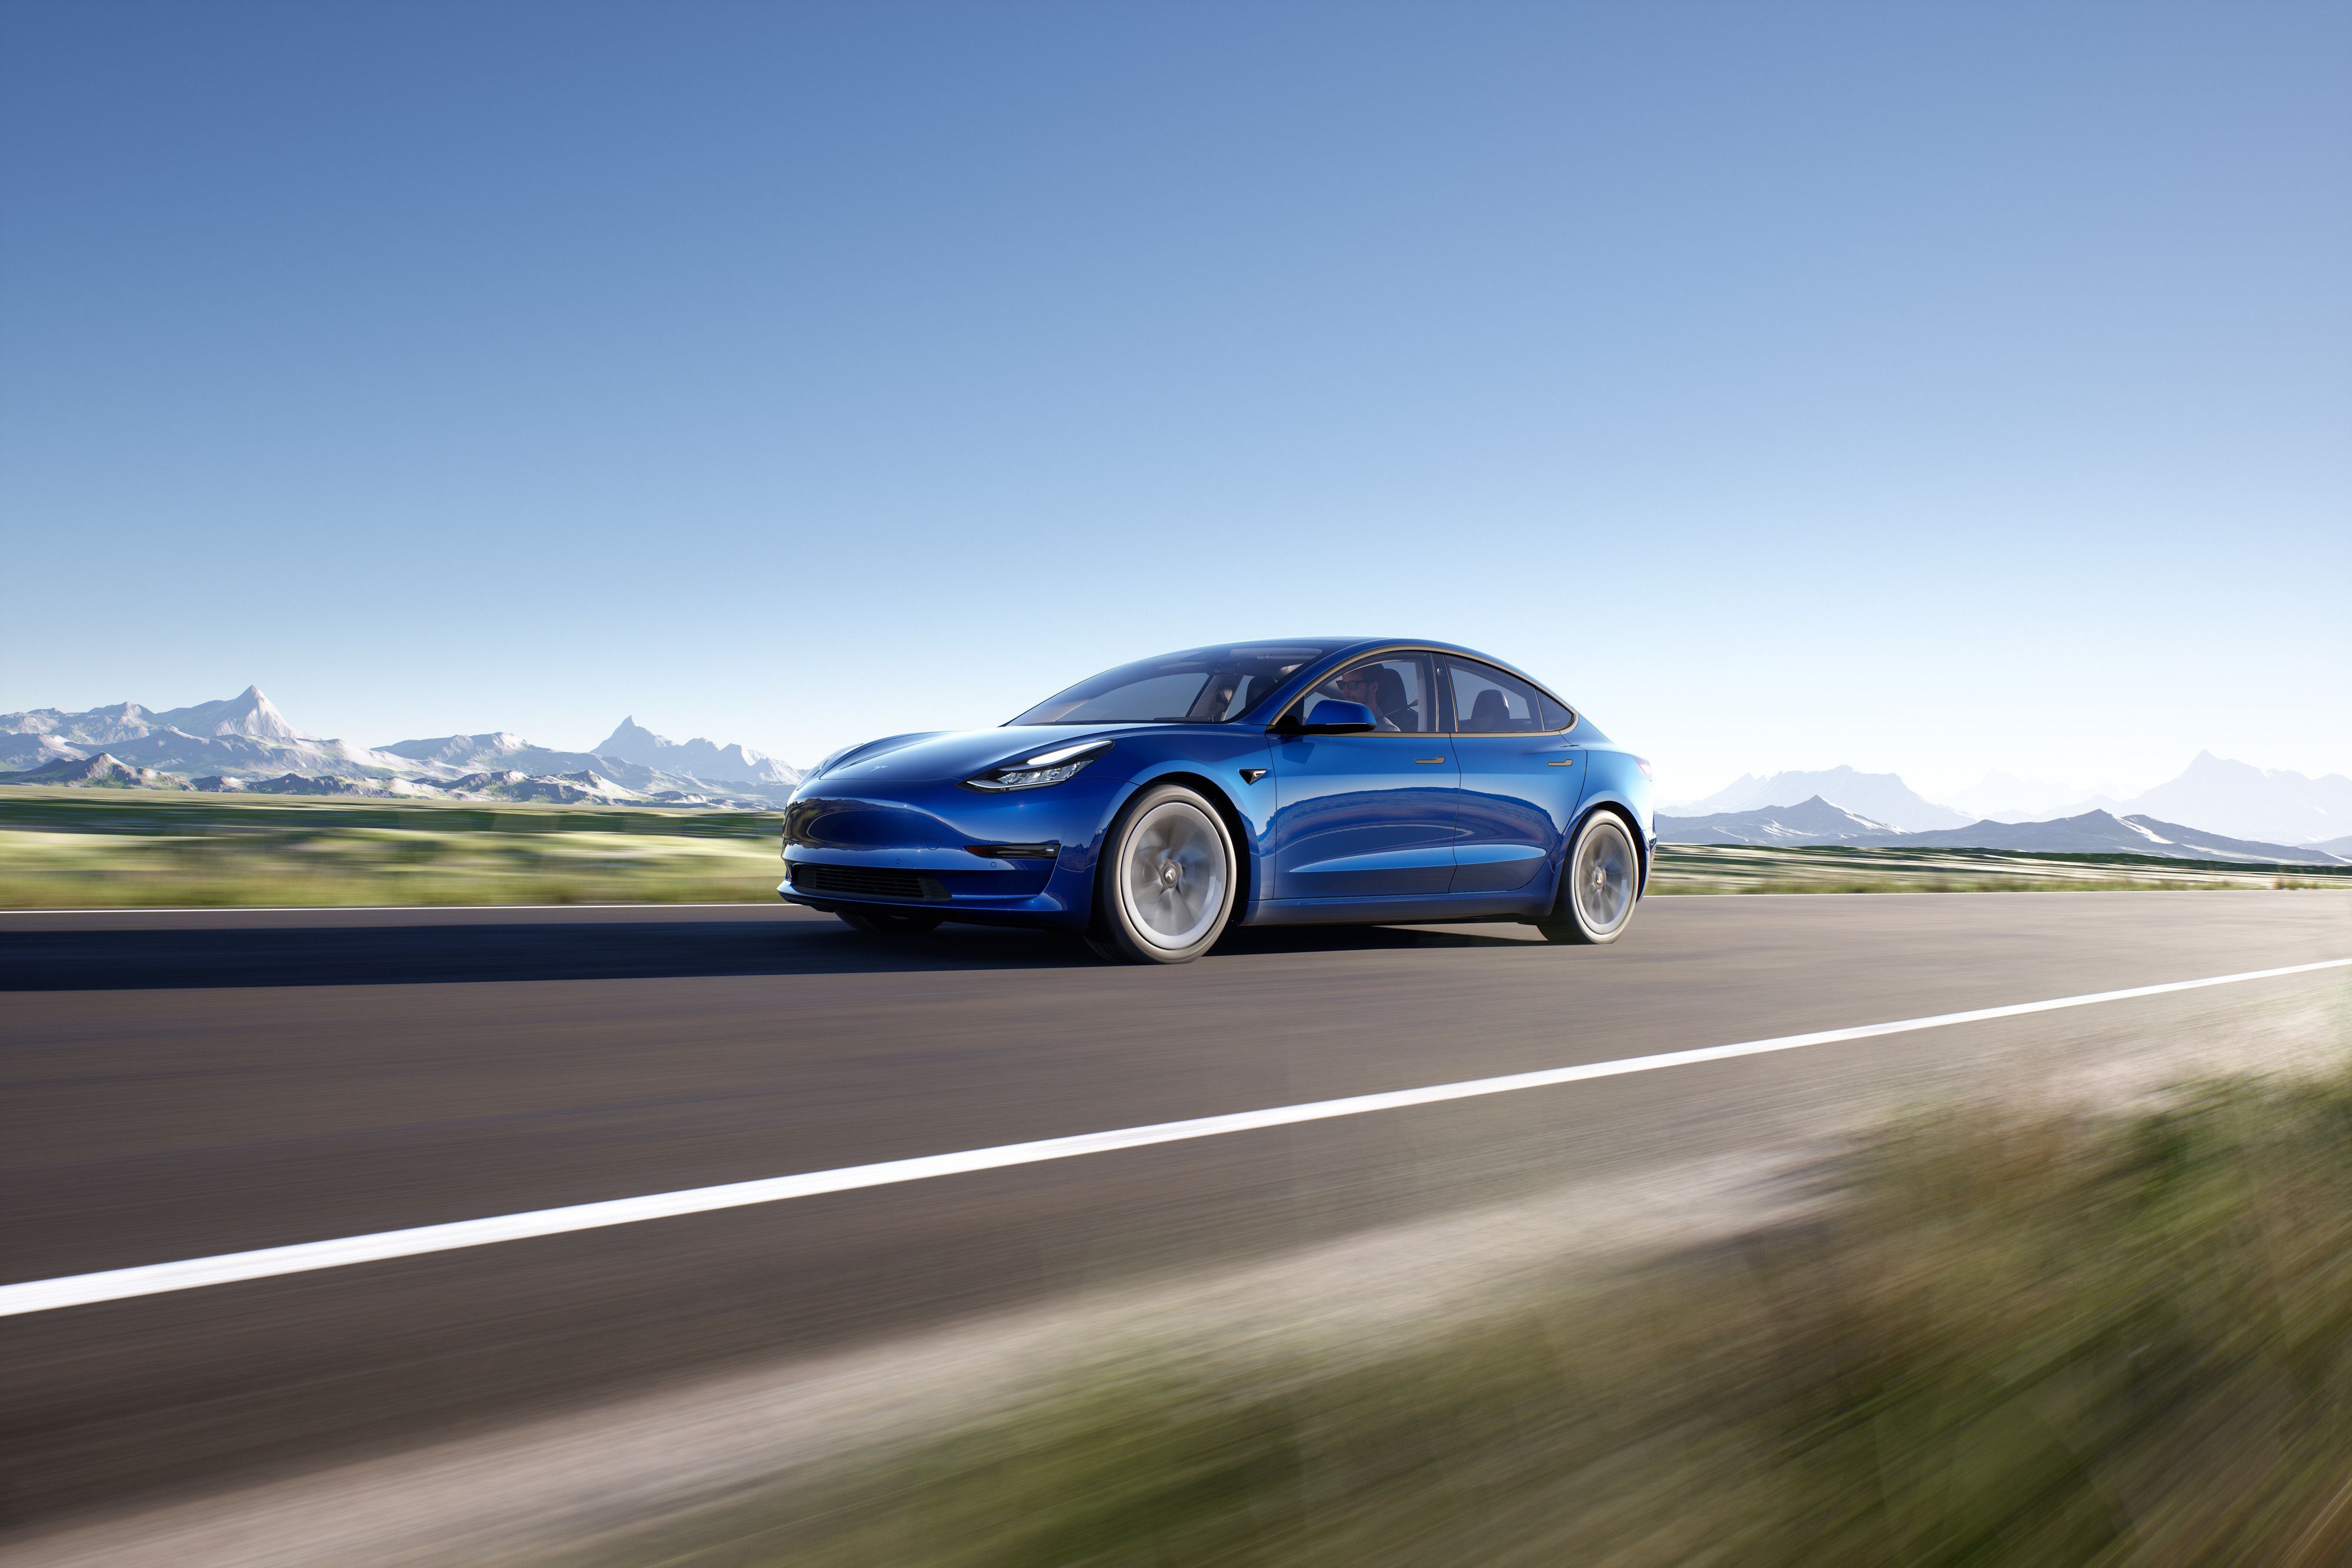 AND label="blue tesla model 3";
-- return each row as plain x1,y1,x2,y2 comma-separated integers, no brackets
780,640,1656,964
